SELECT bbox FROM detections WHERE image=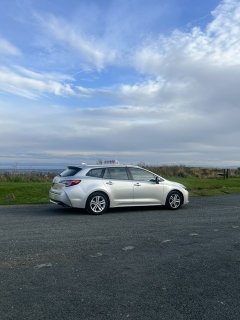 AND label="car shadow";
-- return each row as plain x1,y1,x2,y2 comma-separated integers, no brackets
47,206,88,216
47,204,169,216
106,205,166,214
